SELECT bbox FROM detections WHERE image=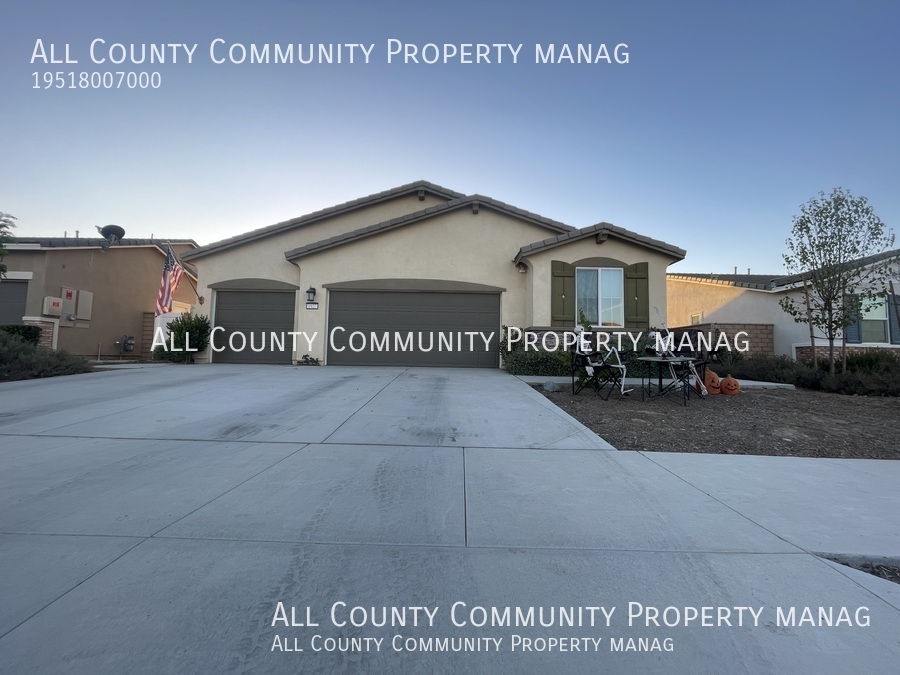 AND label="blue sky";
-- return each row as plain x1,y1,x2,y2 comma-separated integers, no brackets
1,0,897,273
